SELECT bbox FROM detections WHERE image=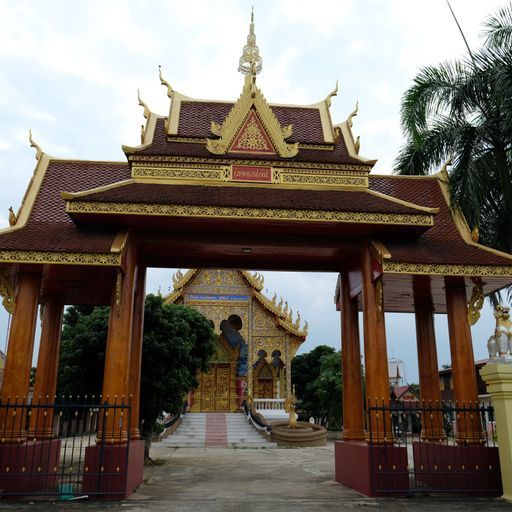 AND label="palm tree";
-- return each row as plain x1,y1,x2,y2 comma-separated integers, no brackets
394,3,512,254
